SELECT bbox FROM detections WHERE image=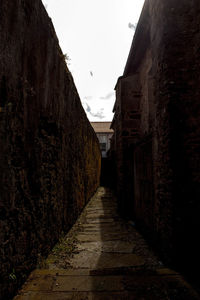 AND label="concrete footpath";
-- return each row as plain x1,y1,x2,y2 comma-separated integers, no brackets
14,187,200,299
